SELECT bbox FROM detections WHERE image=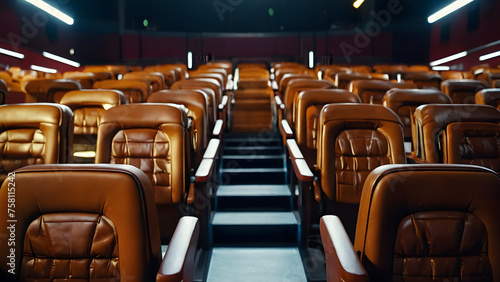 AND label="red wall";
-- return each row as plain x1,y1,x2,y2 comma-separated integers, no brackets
429,0,500,70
